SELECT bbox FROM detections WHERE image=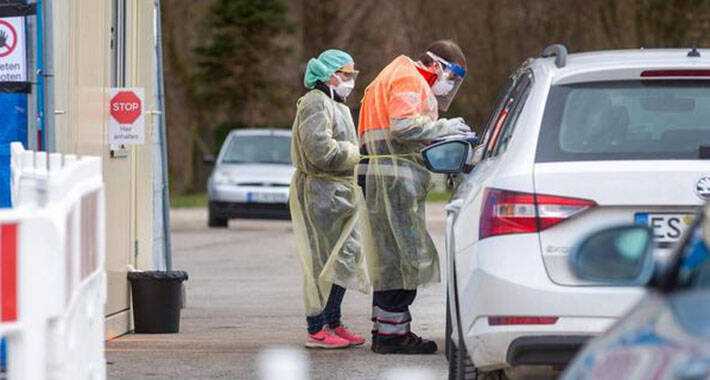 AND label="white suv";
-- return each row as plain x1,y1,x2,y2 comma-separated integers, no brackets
429,45,710,379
